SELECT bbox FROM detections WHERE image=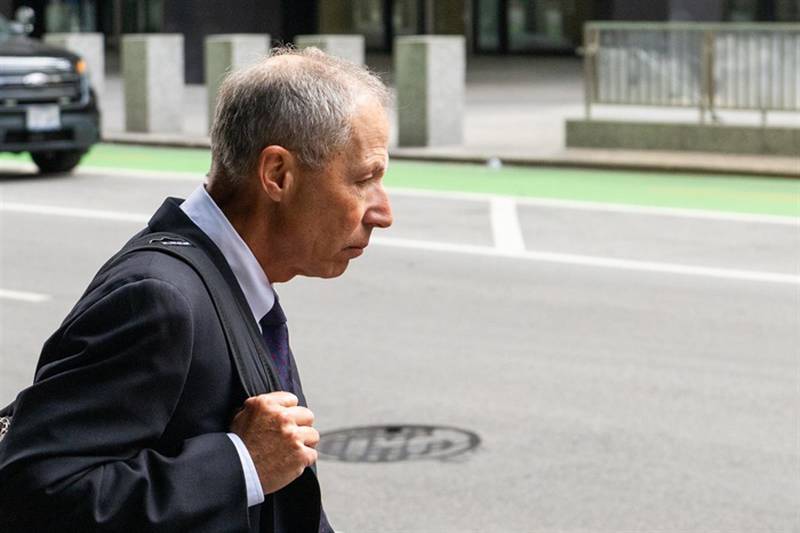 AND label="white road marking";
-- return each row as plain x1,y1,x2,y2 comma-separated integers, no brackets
372,236,800,286
1,202,797,285
3,160,793,226
390,187,800,227
0,288,51,303
80,165,201,181
1,202,149,223
0,161,201,182
490,197,526,253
